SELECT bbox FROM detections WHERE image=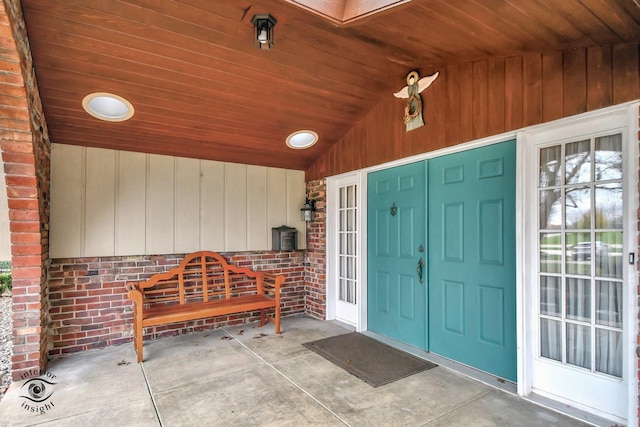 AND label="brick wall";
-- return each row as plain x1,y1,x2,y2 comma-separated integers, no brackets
1,0,52,380
305,179,326,319
47,250,305,356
